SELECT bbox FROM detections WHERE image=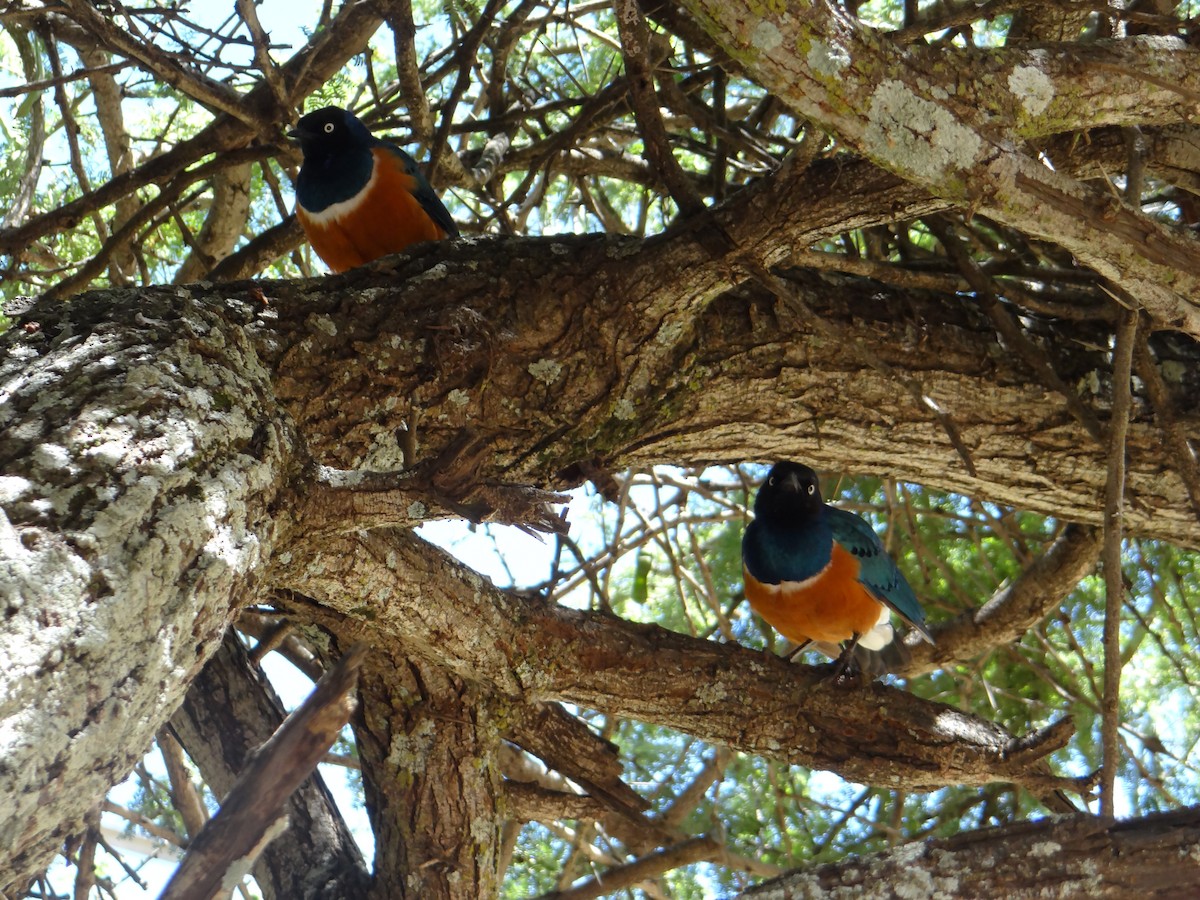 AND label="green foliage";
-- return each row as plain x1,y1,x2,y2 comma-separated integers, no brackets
503,823,570,897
